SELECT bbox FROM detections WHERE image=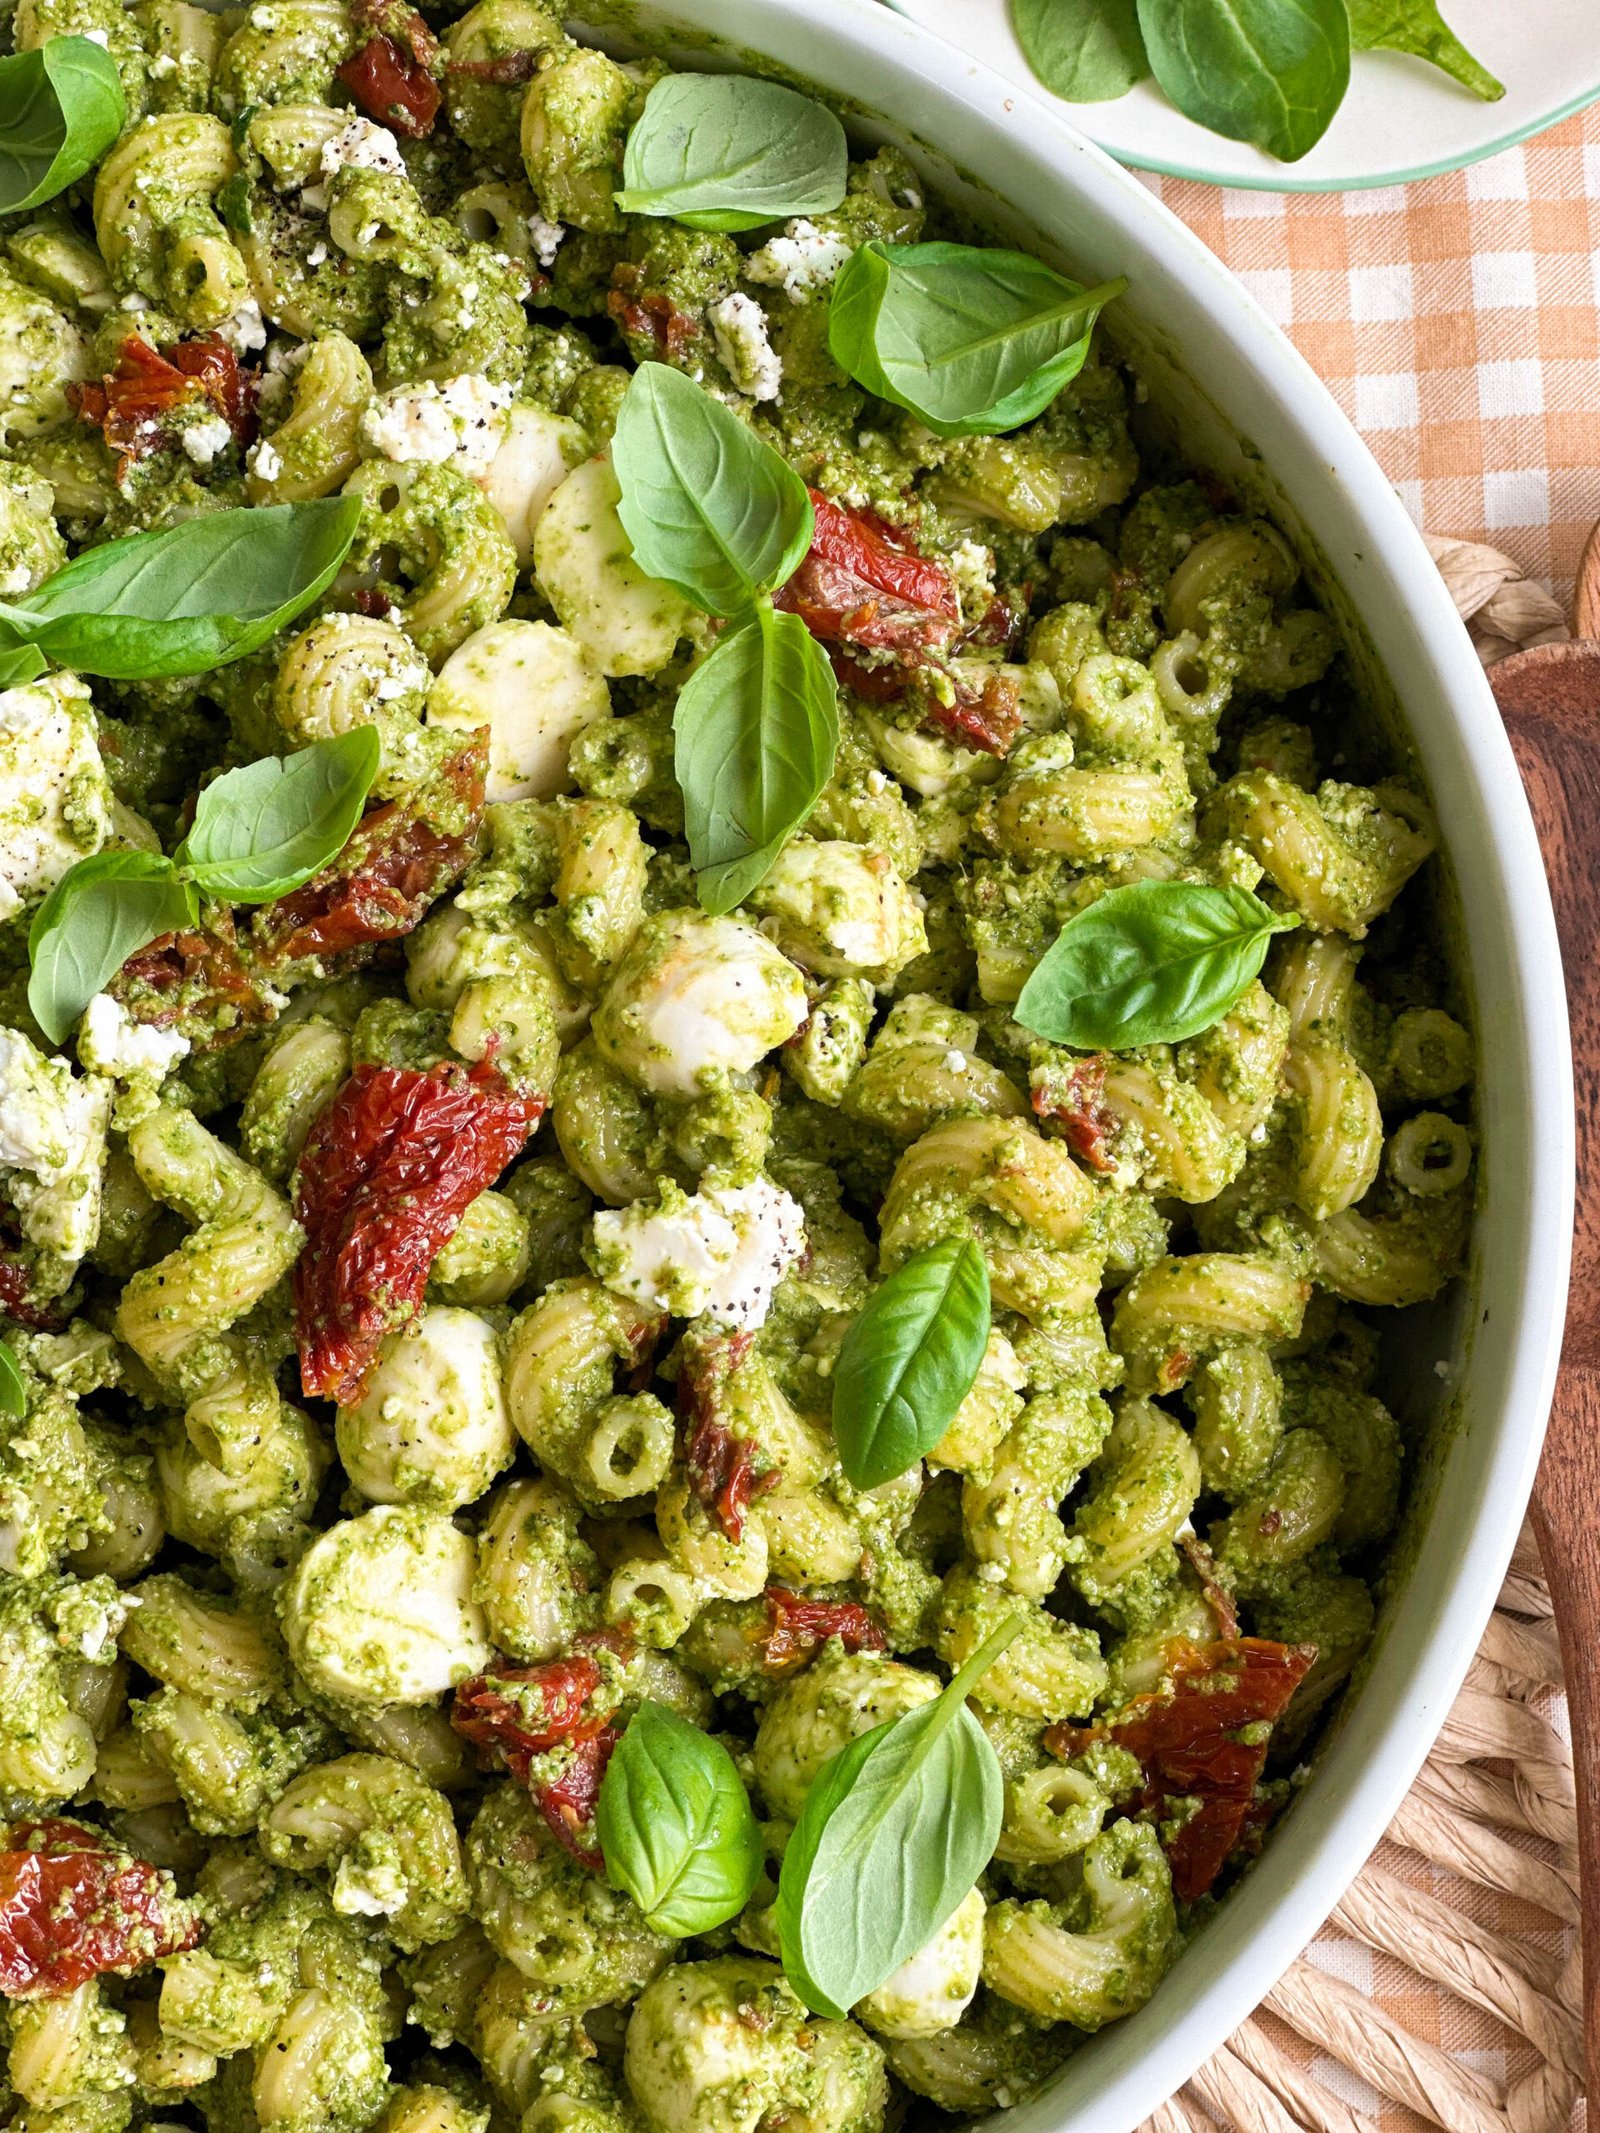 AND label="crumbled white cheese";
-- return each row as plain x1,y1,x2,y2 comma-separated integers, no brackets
213,298,266,354
332,1845,410,1919
78,994,190,1082
0,674,113,912
321,116,407,180
744,218,853,304
248,439,283,483
181,413,233,465
46,1578,133,1662
359,373,514,476
119,292,147,313
591,1177,807,1332
526,212,564,269
150,52,178,79
82,26,108,44
0,1027,109,1264
946,538,995,626
707,292,783,402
